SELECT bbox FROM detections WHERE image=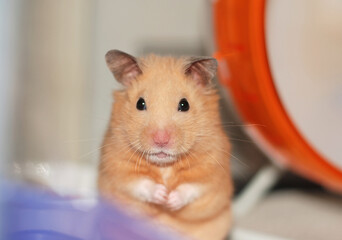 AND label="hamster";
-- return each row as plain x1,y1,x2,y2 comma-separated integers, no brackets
98,50,233,240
